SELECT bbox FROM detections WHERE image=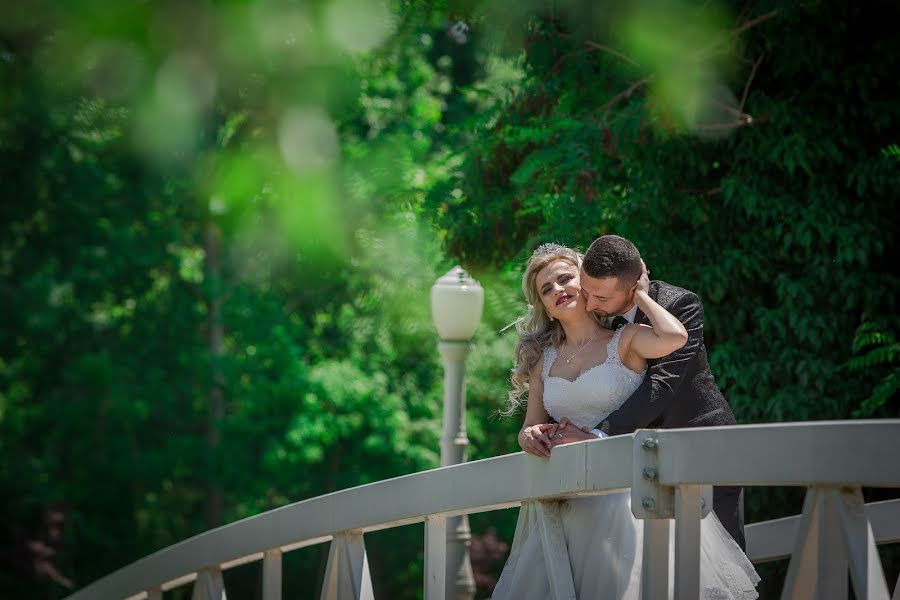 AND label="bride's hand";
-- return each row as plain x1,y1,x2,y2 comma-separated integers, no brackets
519,424,554,458
635,260,650,295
